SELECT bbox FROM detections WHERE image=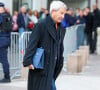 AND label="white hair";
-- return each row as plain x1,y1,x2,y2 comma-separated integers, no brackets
50,0,67,13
